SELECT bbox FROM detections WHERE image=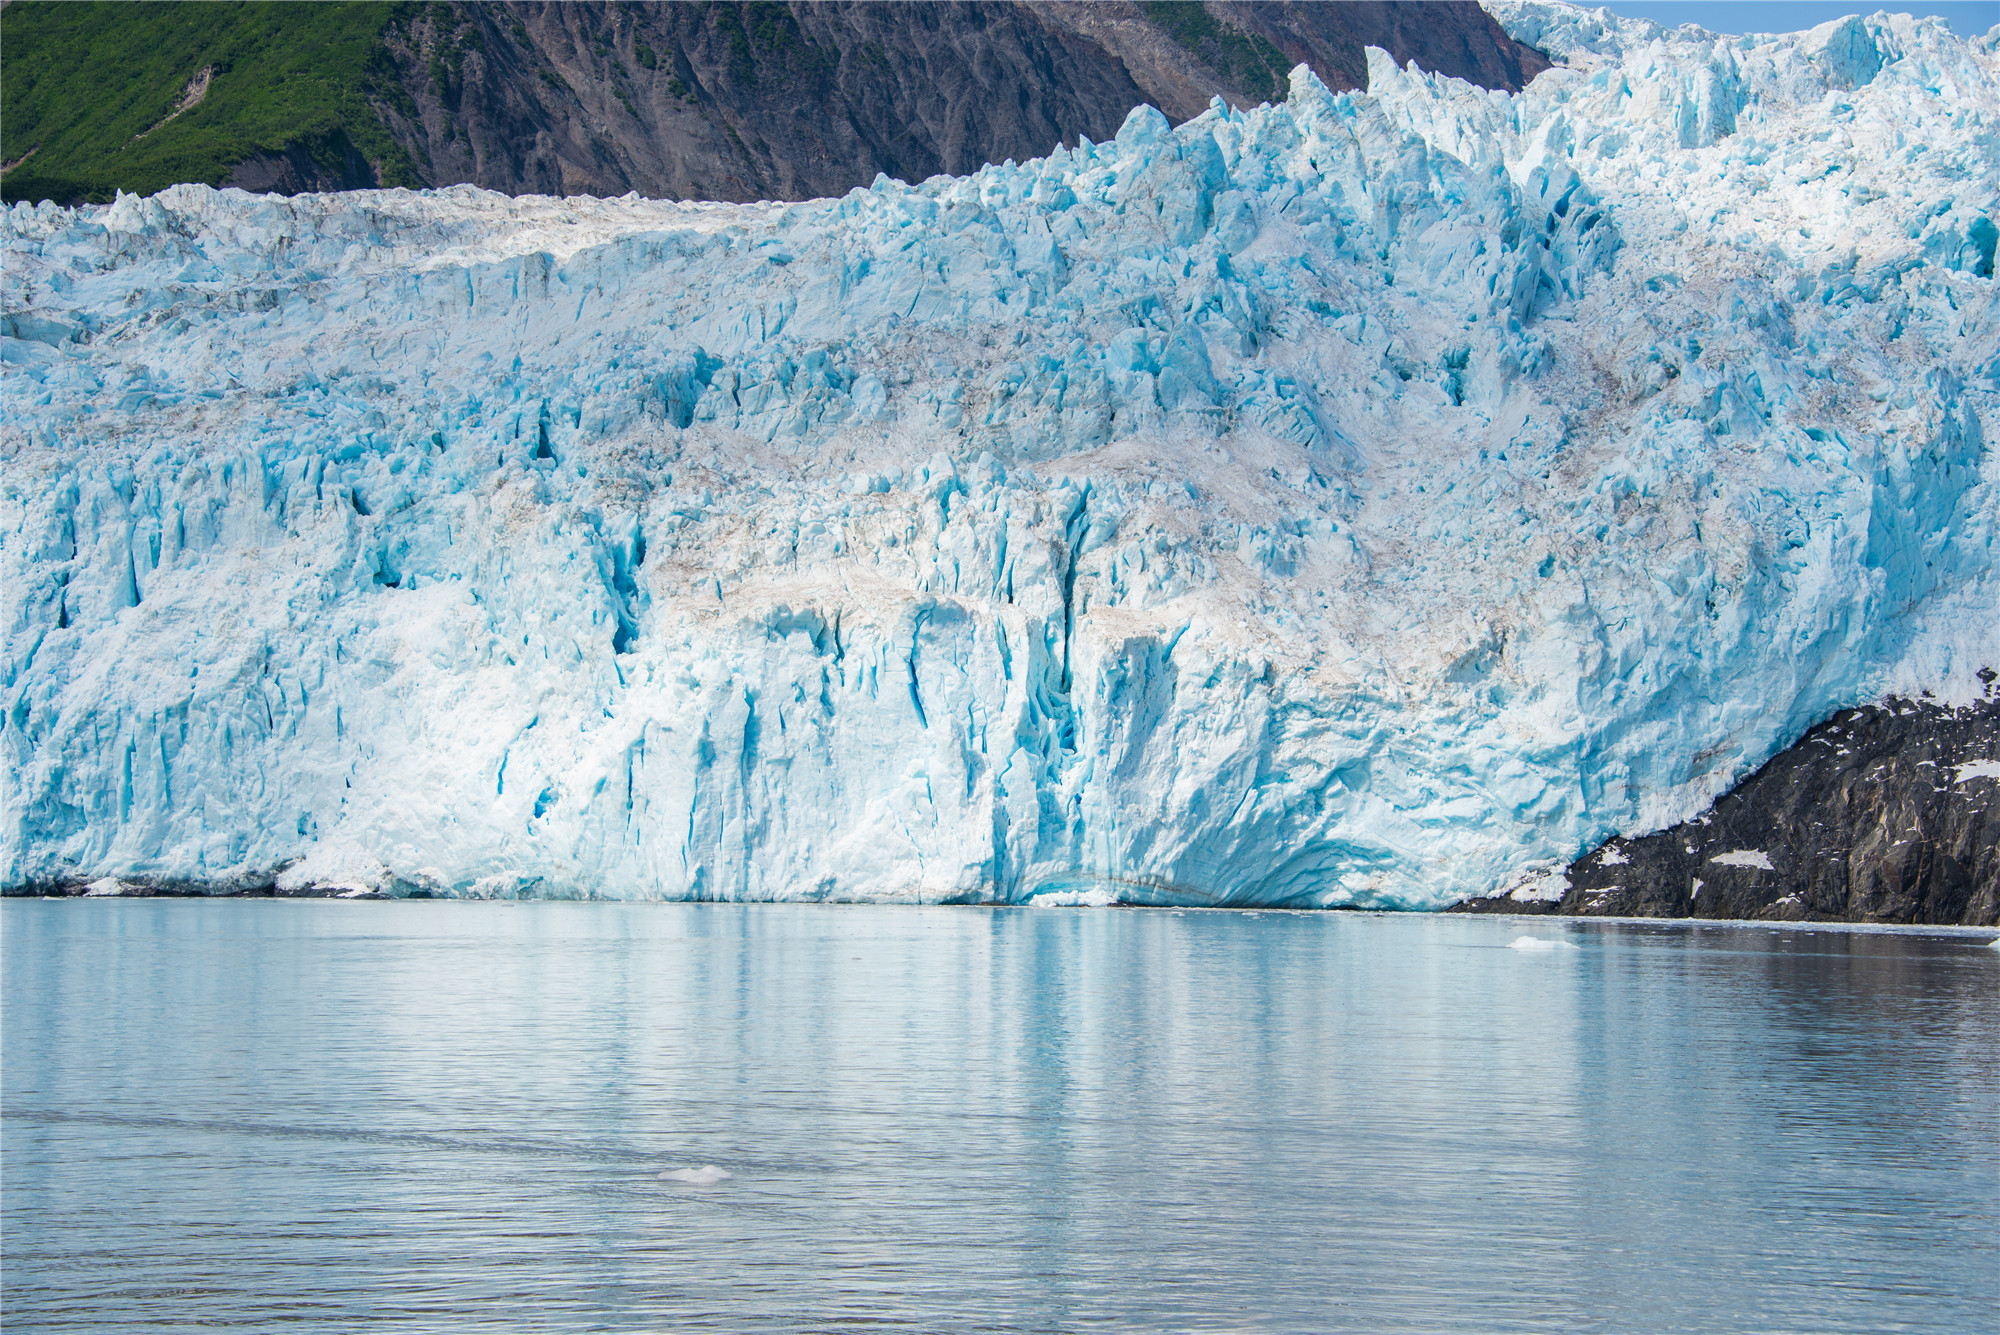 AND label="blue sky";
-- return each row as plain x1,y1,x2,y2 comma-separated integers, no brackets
1594,1,1996,35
